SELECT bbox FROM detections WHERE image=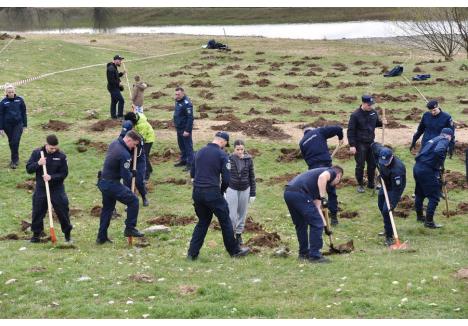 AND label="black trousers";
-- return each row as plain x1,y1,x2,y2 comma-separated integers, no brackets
108,89,124,118
143,142,153,180
354,142,376,187
31,186,72,235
